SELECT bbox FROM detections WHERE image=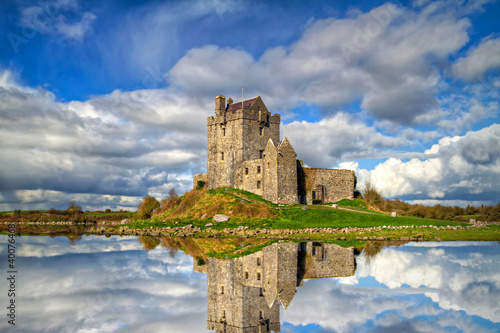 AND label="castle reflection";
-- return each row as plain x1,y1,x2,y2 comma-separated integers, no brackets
194,242,356,333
